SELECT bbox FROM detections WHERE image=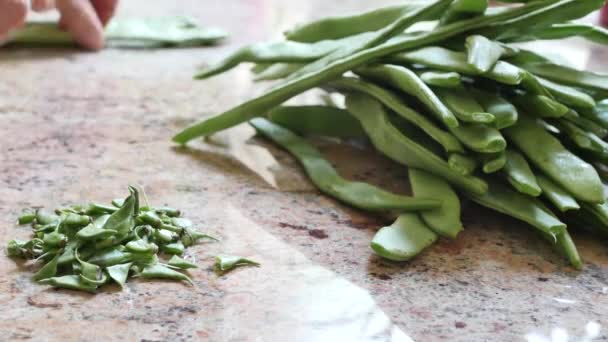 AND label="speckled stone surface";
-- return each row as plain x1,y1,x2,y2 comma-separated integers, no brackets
1,1,607,341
